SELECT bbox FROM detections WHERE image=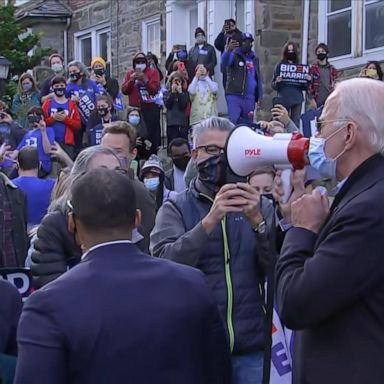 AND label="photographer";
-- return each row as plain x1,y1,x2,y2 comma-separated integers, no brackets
214,19,243,87
10,107,55,177
151,117,273,384
90,56,120,102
